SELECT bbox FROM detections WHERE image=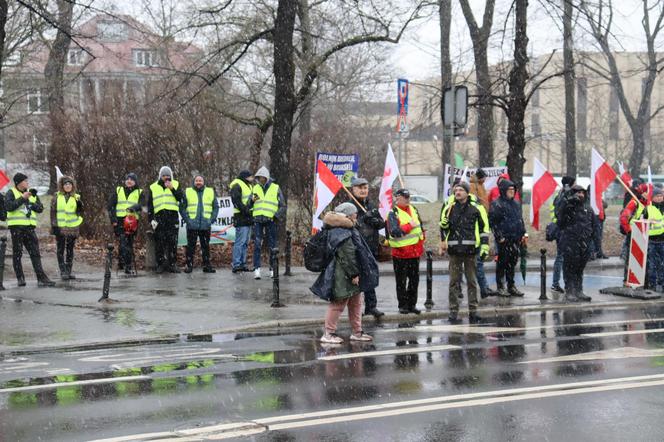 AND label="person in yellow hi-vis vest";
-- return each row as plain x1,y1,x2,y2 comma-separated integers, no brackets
5,172,55,287
107,172,144,274
645,187,664,290
180,175,219,274
252,166,286,280
50,176,83,280
147,166,184,273
230,170,255,273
